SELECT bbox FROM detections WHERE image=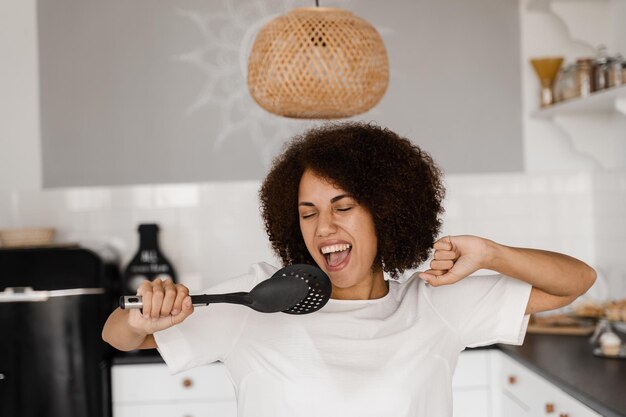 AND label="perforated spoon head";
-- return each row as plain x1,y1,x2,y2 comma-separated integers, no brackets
247,275,309,312
276,264,332,315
